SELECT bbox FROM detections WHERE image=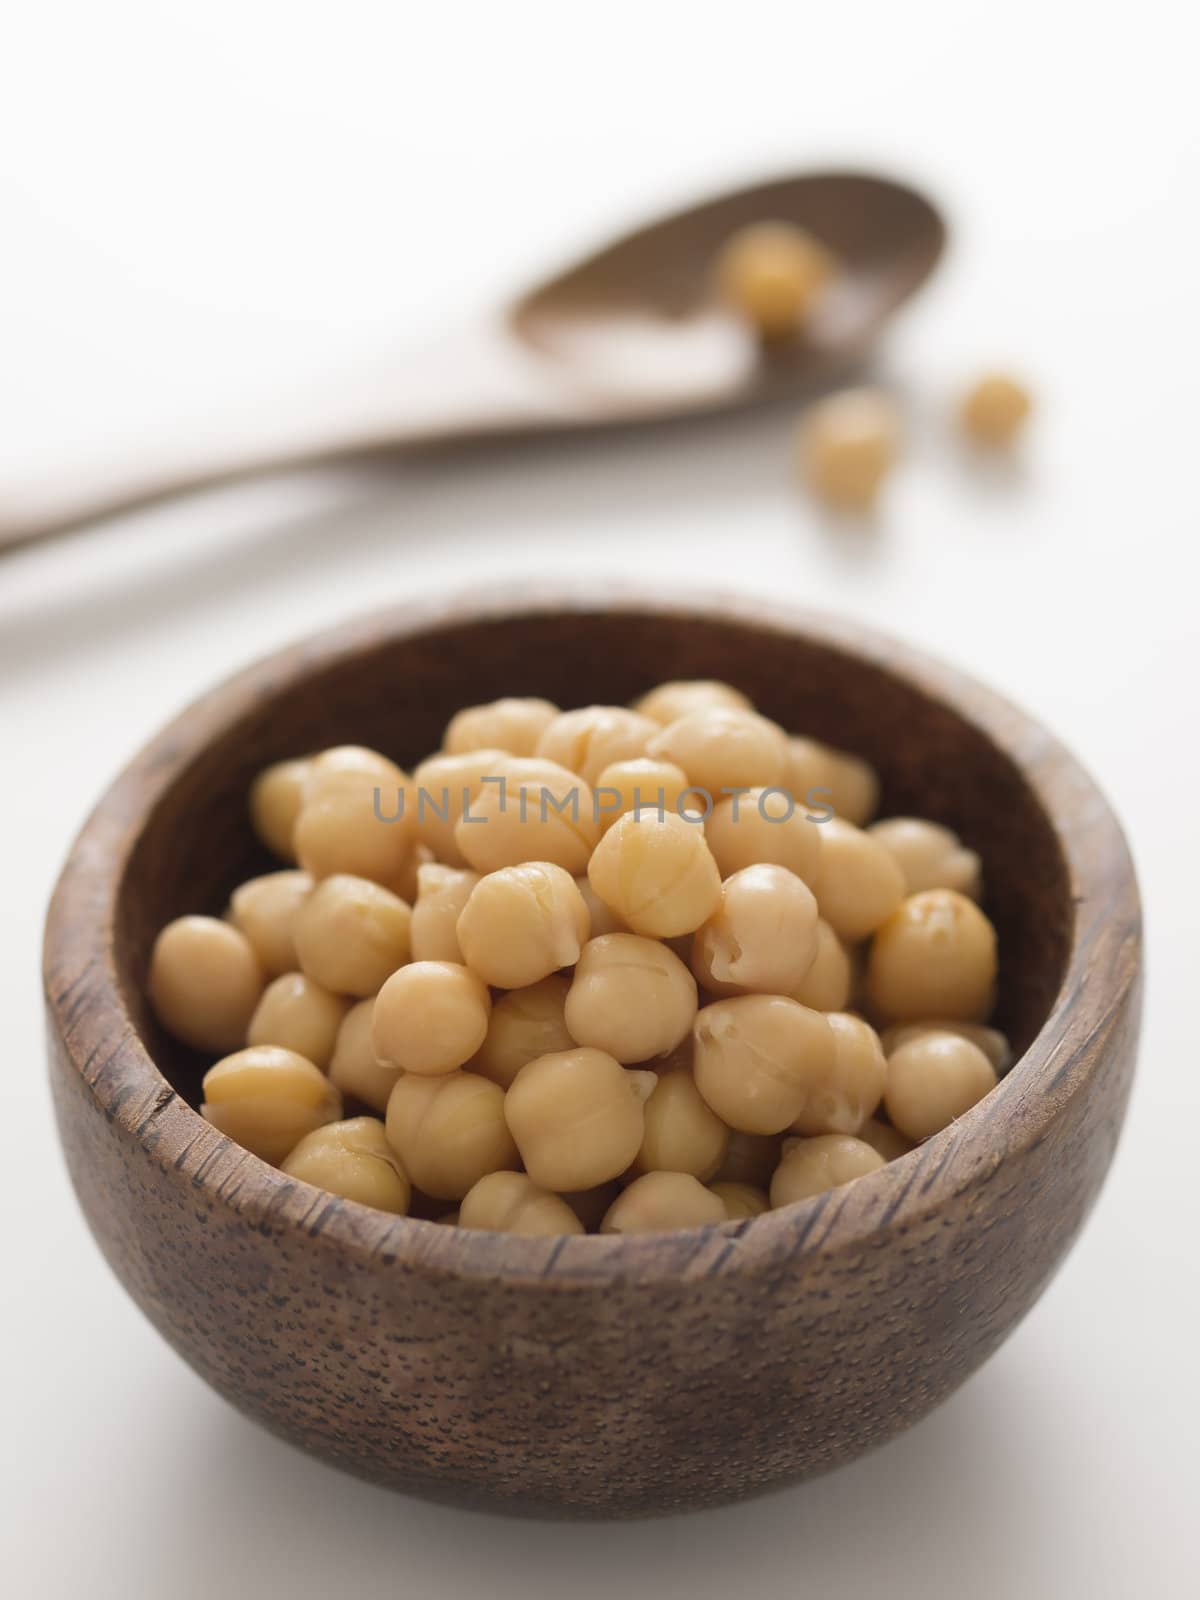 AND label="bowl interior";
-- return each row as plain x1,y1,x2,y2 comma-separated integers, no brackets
113,604,1073,1112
